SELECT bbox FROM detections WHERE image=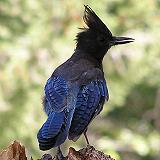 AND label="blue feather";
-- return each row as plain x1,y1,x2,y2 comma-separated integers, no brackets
41,112,64,139
37,109,74,149
69,79,109,140
37,76,78,150
44,76,68,113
